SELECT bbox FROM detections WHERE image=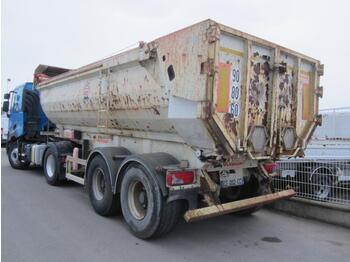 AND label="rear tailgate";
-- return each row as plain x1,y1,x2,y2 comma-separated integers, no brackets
212,24,323,159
